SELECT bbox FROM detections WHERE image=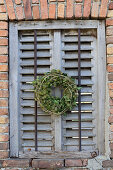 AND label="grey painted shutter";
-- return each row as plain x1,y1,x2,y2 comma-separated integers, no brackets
19,30,54,151
19,29,97,152
61,29,97,151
